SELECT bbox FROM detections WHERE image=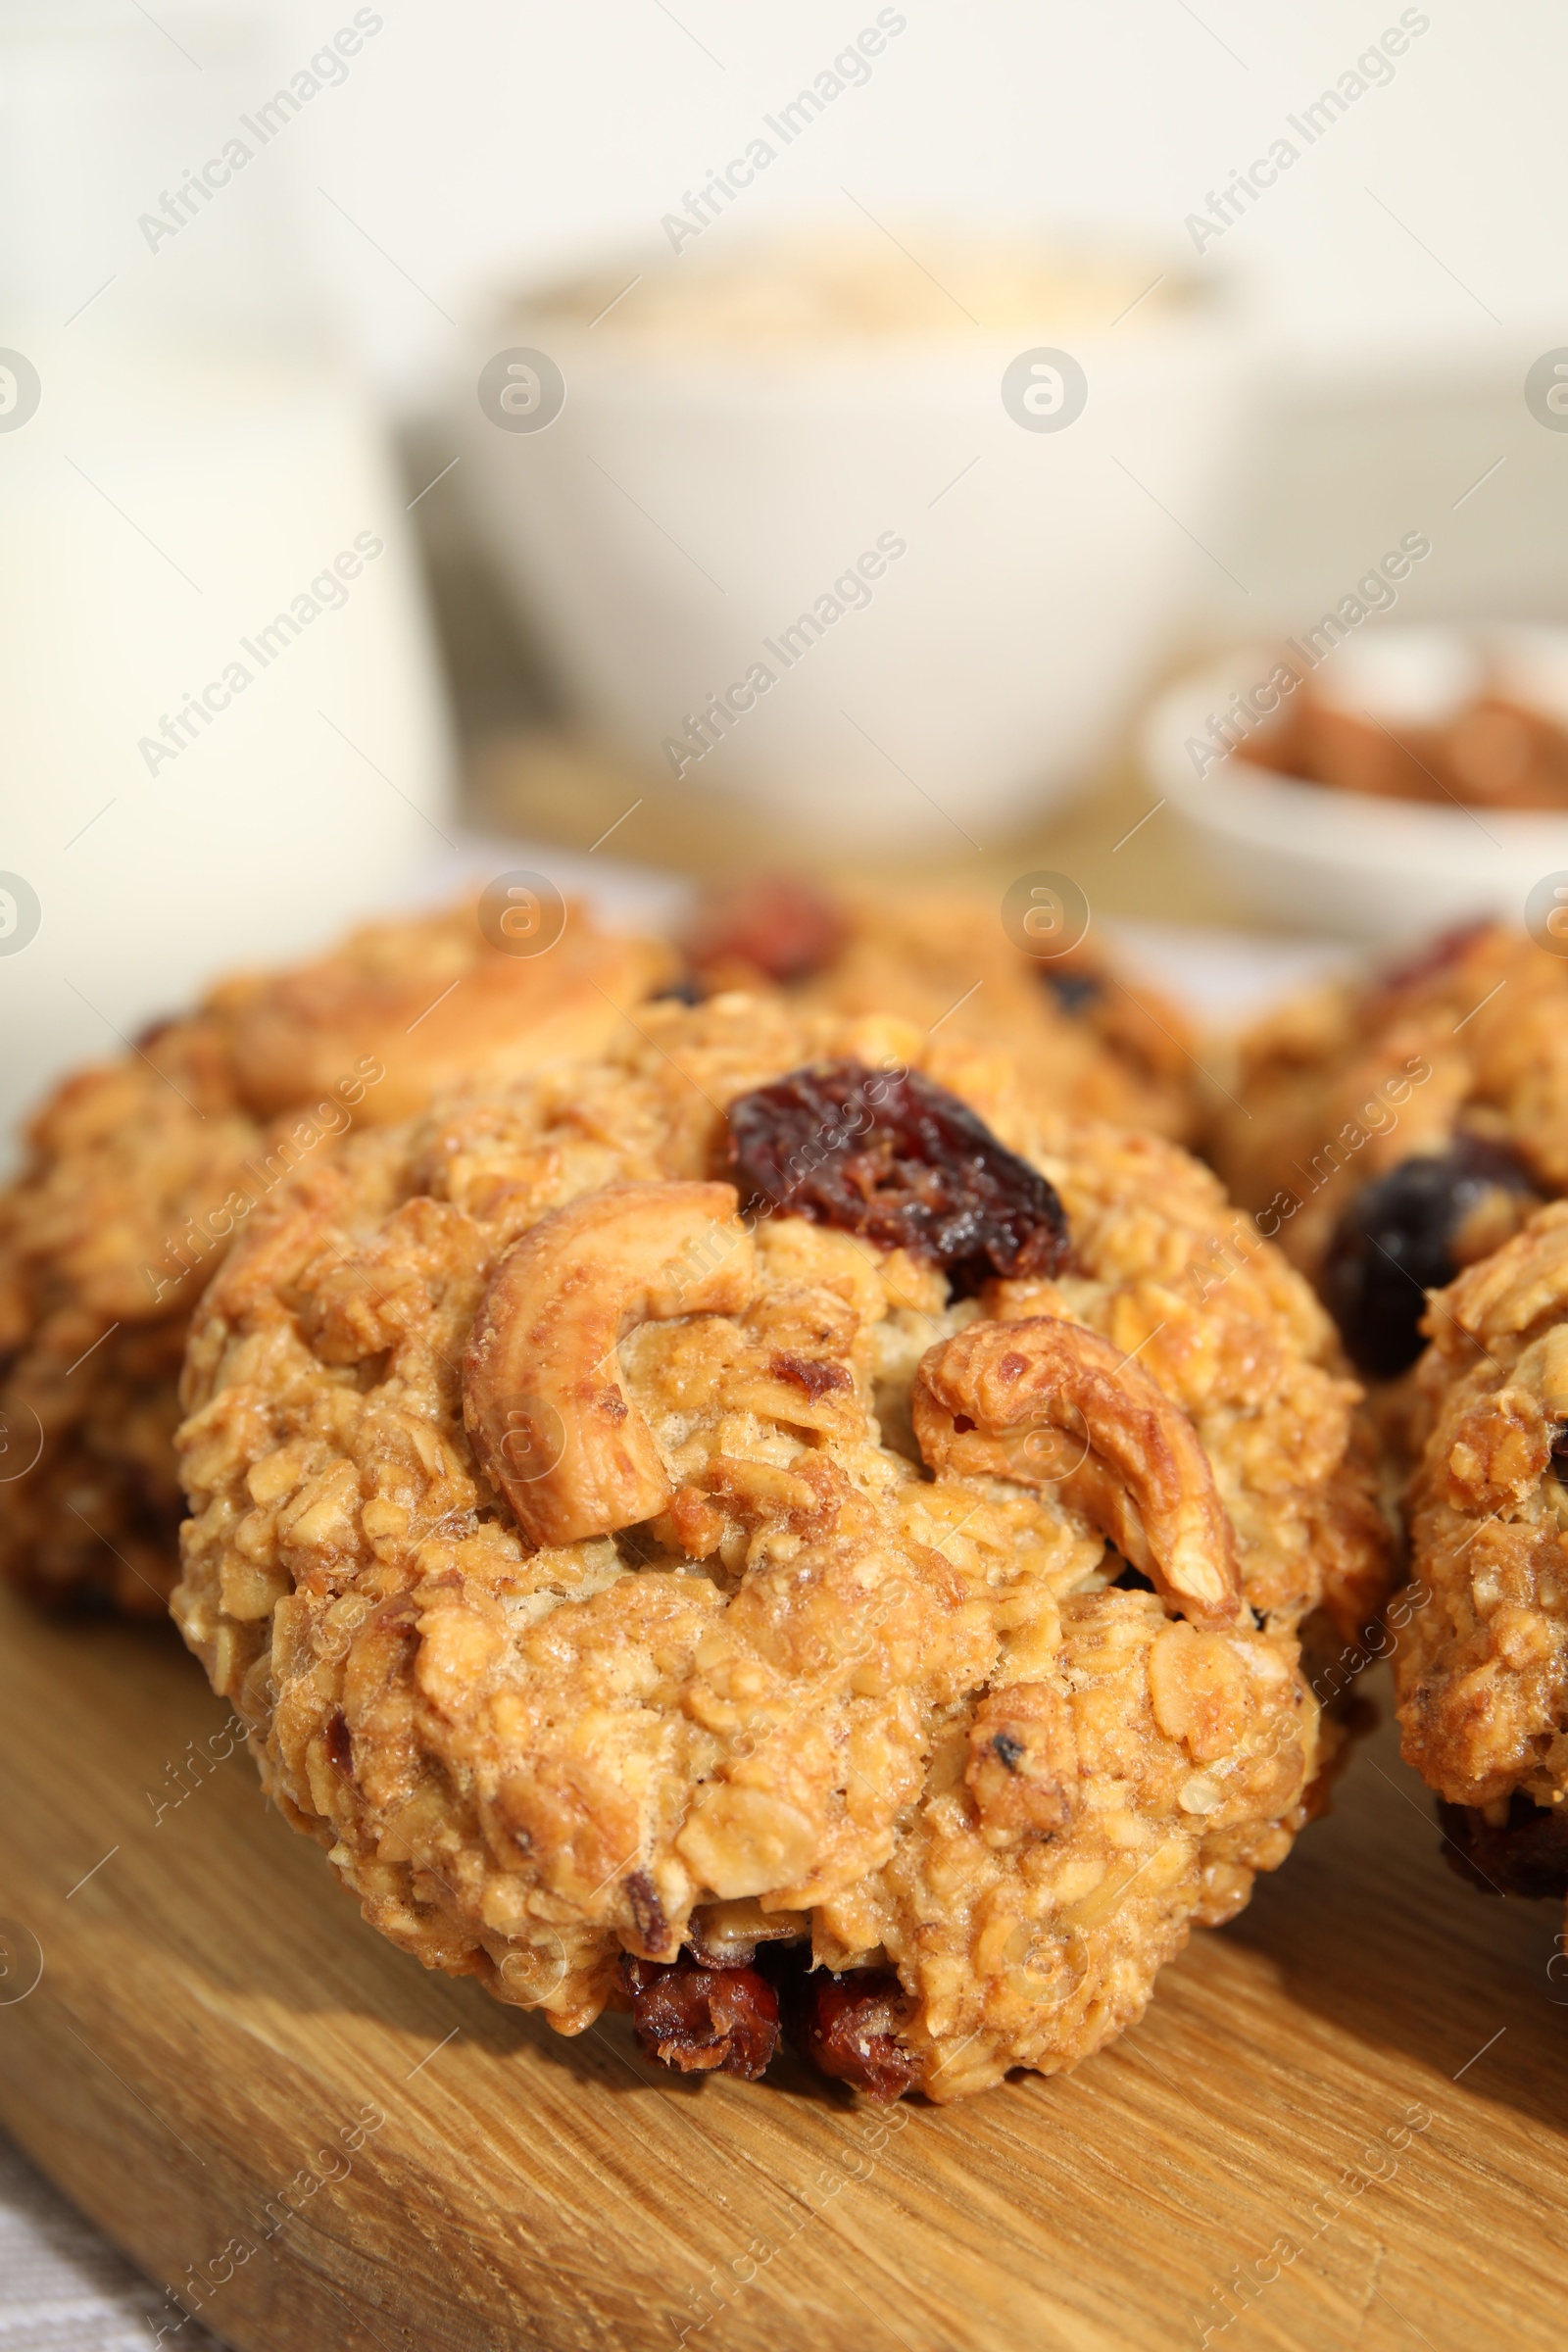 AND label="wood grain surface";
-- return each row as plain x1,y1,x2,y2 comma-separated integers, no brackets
0,1582,1563,2352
